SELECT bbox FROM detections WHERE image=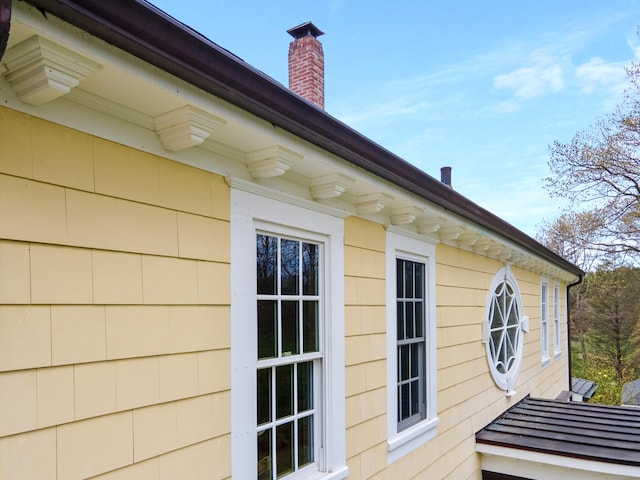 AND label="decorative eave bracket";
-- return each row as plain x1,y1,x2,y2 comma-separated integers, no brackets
356,192,394,214
390,206,423,225
3,35,102,105
154,105,227,151
310,173,355,199
246,145,302,179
